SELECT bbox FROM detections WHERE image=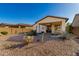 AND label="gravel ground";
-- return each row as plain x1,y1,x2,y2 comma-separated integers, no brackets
0,33,78,56
0,39,78,56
